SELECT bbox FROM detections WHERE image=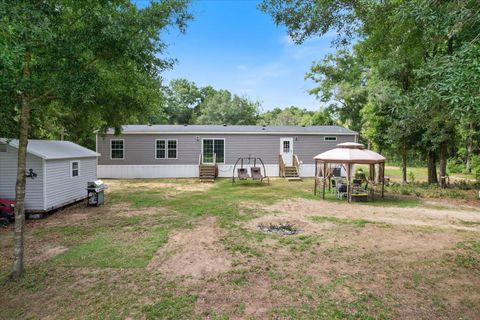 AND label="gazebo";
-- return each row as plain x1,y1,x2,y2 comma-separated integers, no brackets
313,142,386,202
